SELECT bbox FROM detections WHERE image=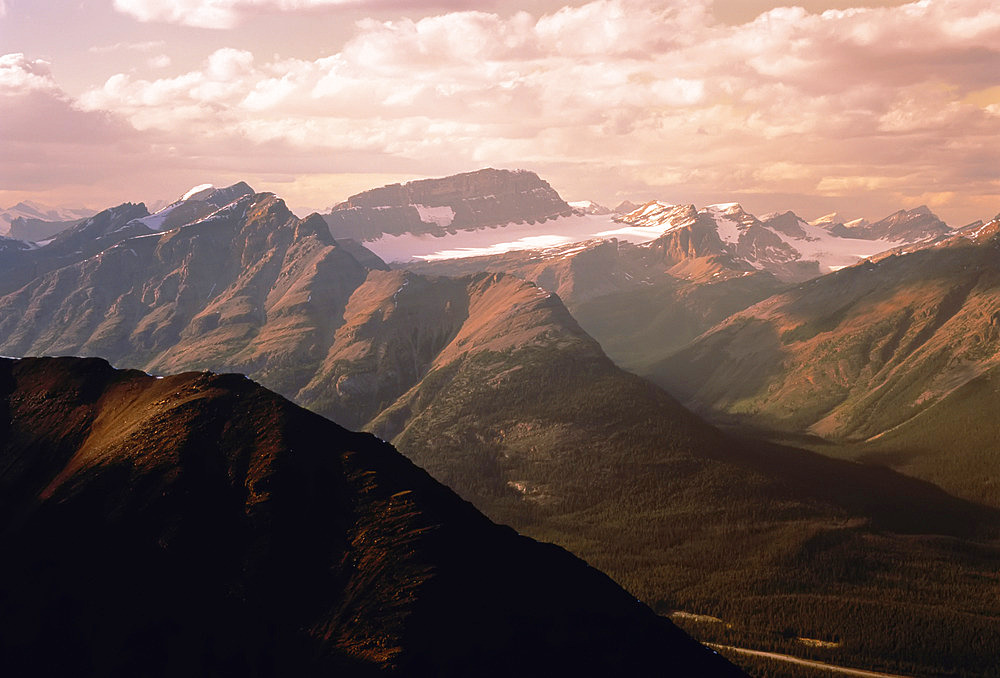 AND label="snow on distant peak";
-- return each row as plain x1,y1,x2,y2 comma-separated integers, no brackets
569,201,612,215
414,204,455,228
134,208,173,231
810,212,841,226
706,202,741,212
182,184,215,202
